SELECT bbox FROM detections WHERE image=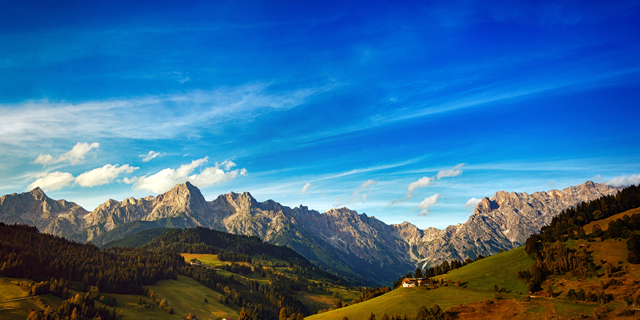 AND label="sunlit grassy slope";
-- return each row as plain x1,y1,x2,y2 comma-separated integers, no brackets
440,246,533,293
145,275,238,320
0,278,39,320
306,286,493,319
583,207,640,234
